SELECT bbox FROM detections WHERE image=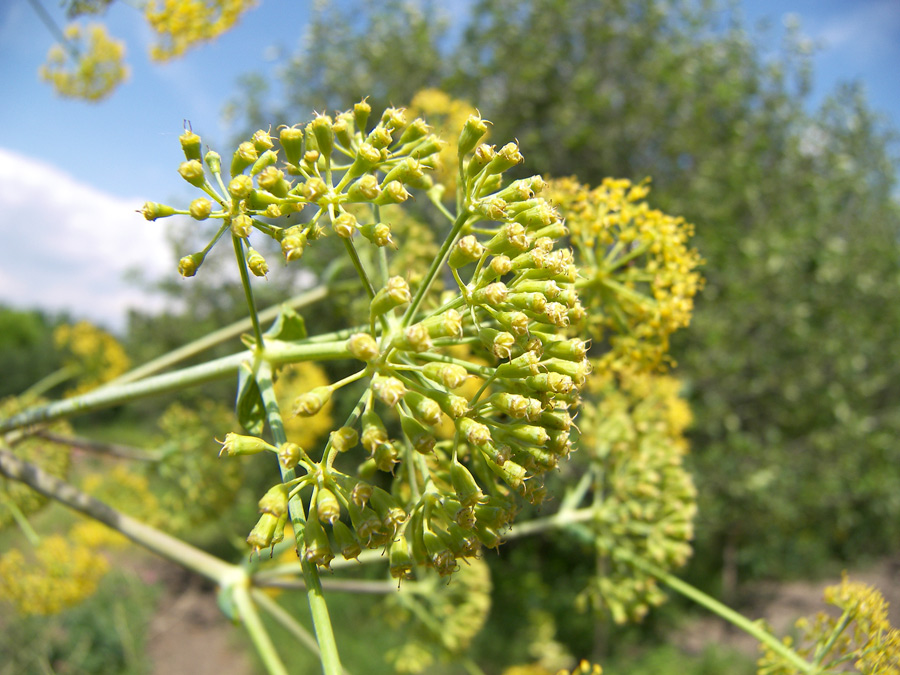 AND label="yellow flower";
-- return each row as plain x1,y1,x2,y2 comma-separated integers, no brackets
54,320,130,395
0,534,109,615
549,177,703,372
144,0,258,60
39,22,128,101
274,362,335,451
